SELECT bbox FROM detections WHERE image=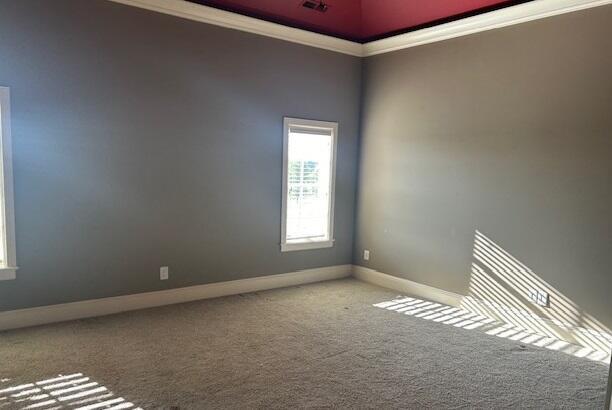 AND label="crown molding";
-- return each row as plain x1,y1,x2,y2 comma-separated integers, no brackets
107,0,363,56
363,0,612,56
108,0,611,57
